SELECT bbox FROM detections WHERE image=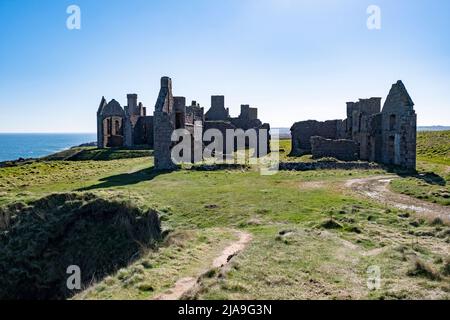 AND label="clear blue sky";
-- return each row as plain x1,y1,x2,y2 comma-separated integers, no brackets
0,0,449,132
